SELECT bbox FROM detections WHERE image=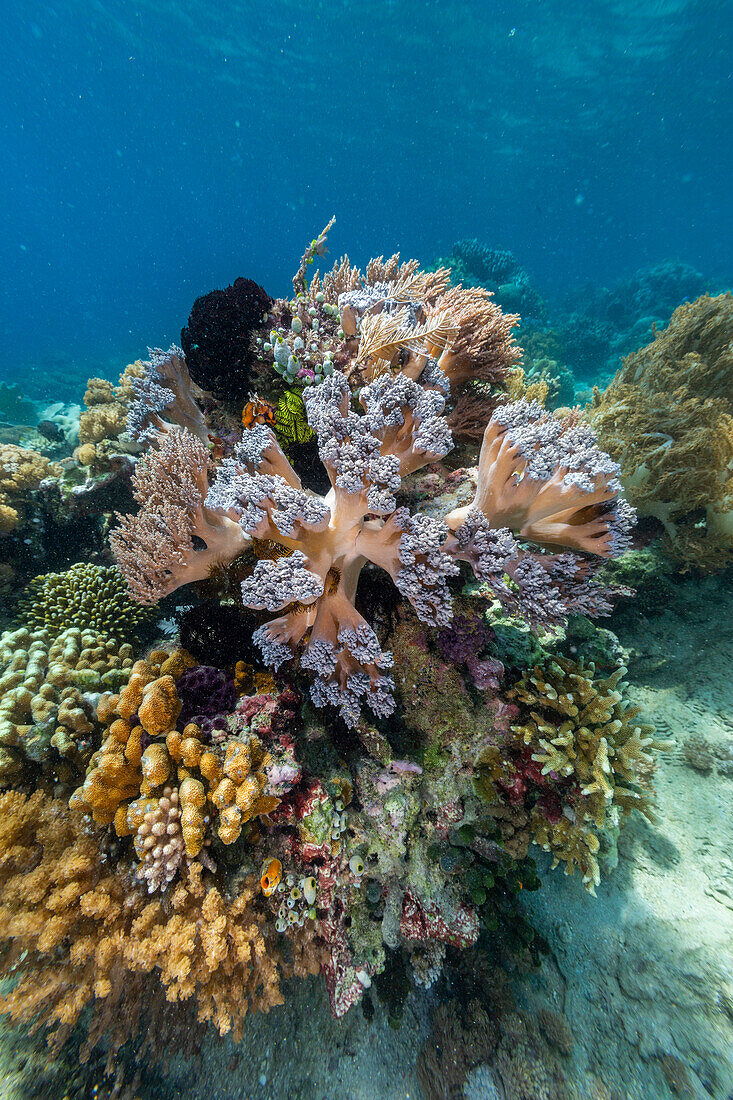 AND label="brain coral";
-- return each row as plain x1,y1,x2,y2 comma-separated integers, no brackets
18,562,155,640
590,292,733,570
